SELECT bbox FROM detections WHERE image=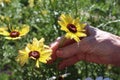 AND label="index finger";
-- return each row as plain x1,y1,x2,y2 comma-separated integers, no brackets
47,37,75,64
